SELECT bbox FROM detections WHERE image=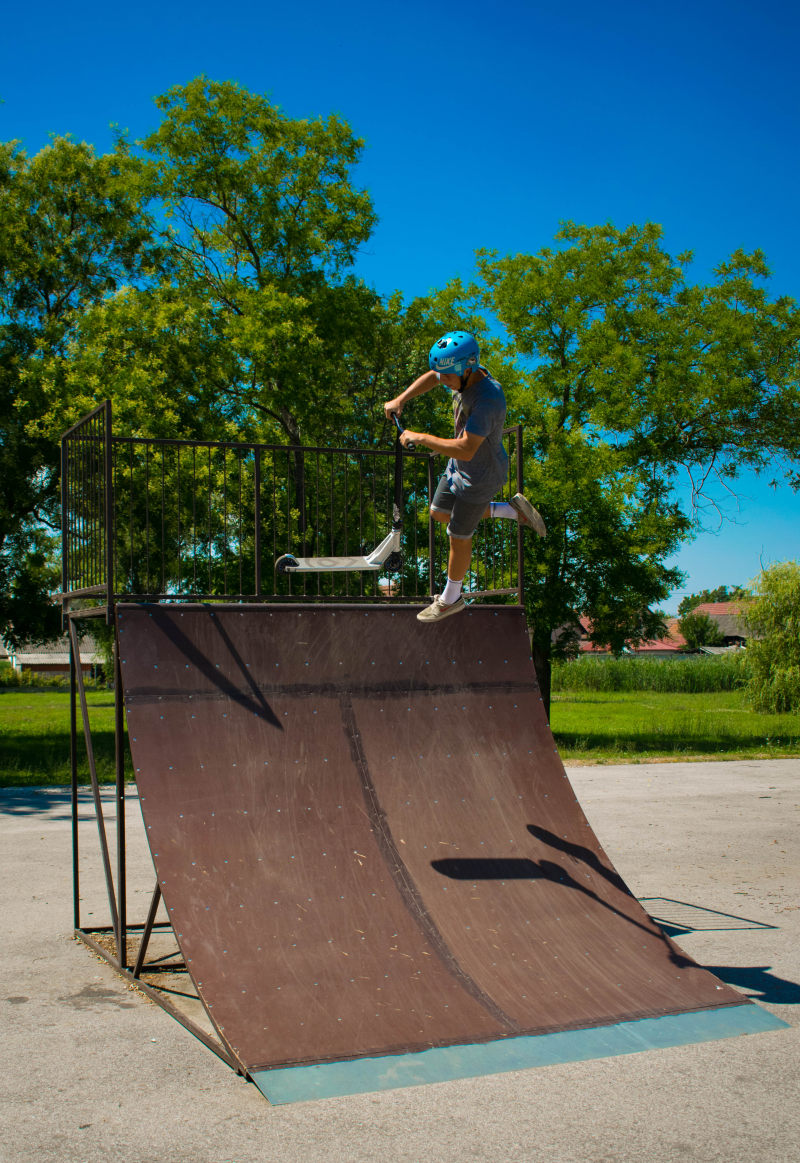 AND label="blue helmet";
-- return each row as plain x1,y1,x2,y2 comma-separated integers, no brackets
428,331,480,378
